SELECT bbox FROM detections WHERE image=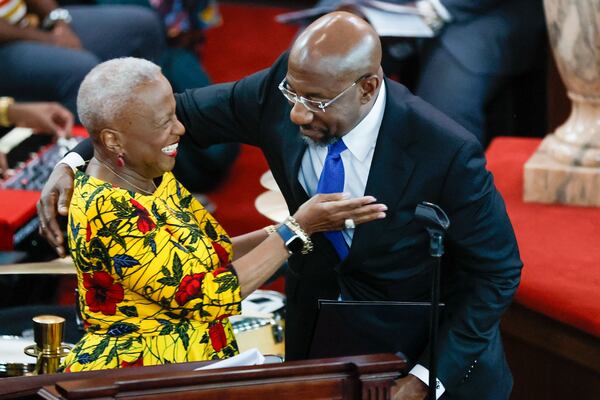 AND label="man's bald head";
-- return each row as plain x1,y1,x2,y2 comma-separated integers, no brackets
290,11,382,81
